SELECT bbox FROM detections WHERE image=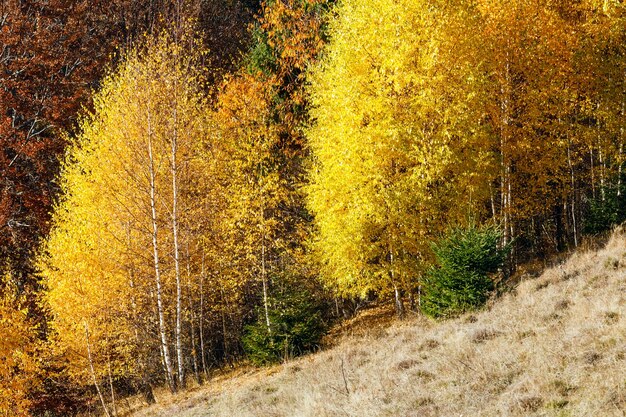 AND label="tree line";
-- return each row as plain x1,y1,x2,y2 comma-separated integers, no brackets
1,0,625,415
